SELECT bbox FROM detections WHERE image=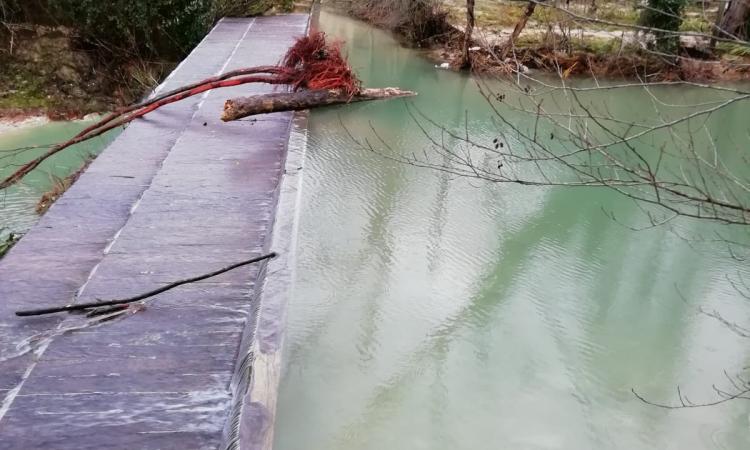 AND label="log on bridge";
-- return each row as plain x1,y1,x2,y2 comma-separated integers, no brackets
222,87,416,121
0,14,312,450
